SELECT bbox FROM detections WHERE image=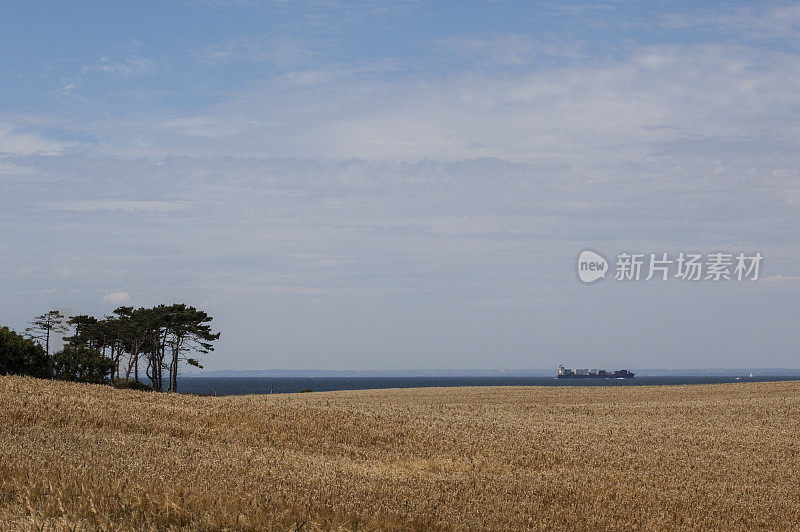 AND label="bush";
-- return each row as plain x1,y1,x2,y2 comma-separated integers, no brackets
299,388,313,393
0,326,50,378
51,345,115,384
114,379,152,391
